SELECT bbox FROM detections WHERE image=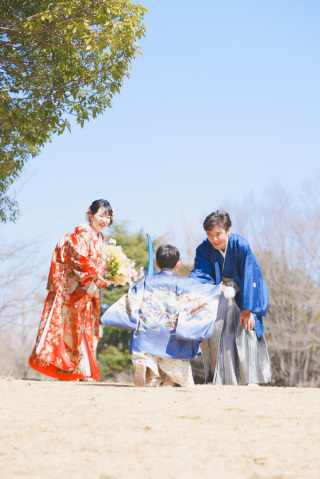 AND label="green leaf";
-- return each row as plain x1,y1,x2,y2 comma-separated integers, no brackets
0,0,147,222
